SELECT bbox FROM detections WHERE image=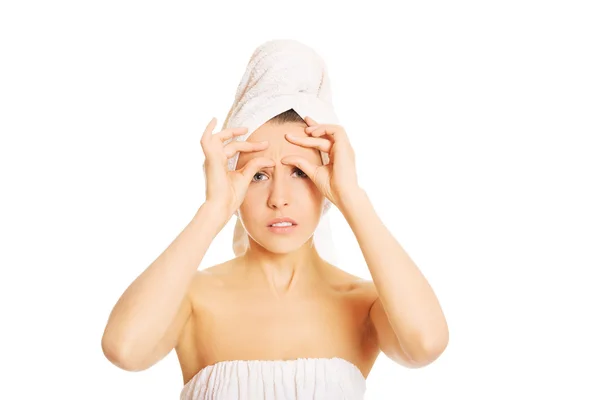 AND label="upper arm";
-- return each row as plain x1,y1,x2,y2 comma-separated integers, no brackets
368,296,421,368
365,279,439,369
133,287,193,371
